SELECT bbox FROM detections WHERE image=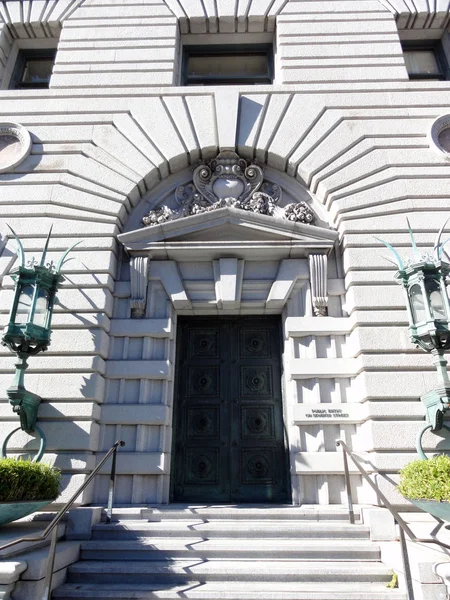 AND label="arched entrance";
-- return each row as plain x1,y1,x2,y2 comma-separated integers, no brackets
117,151,338,504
